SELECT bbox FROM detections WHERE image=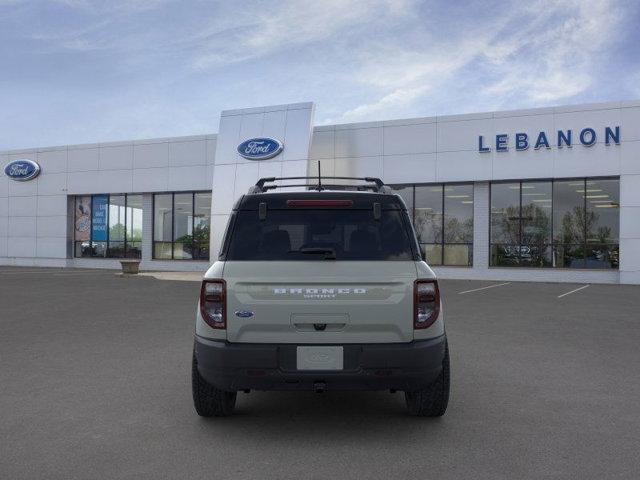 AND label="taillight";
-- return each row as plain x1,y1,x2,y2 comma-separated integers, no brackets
414,279,440,329
200,279,226,329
